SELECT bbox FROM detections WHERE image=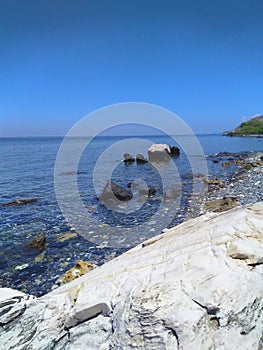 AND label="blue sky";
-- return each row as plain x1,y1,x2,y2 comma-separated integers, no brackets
0,0,262,136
